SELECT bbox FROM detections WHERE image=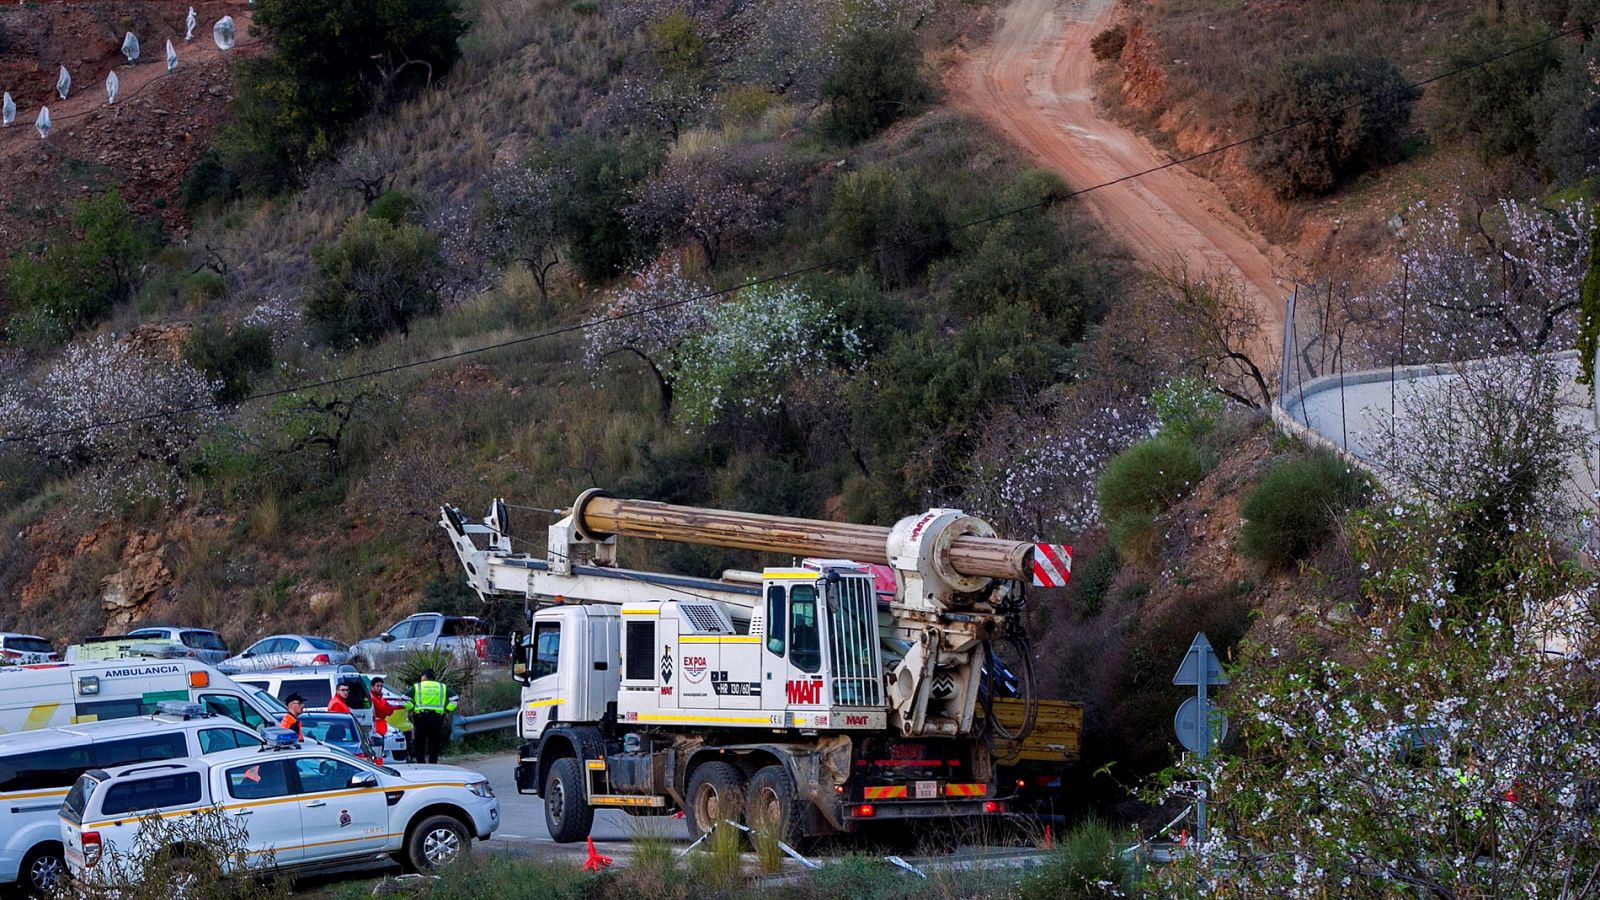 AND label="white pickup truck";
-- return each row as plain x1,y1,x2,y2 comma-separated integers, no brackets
60,735,499,880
